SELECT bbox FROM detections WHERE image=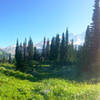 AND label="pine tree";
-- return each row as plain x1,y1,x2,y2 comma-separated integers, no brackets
45,39,50,60
65,28,69,63
92,0,100,30
8,53,12,63
79,26,91,72
55,34,60,62
22,38,29,71
50,37,56,61
23,38,28,62
85,26,91,47
85,0,100,75
27,37,34,61
18,43,24,71
15,39,20,70
33,47,40,61
84,26,91,70
41,37,46,62
60,33,66,63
